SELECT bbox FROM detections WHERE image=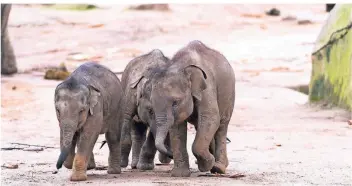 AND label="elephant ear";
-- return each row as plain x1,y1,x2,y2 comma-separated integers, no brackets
88,85,101,115
184,65,207,101
130,75,144,89
136,77,148,106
